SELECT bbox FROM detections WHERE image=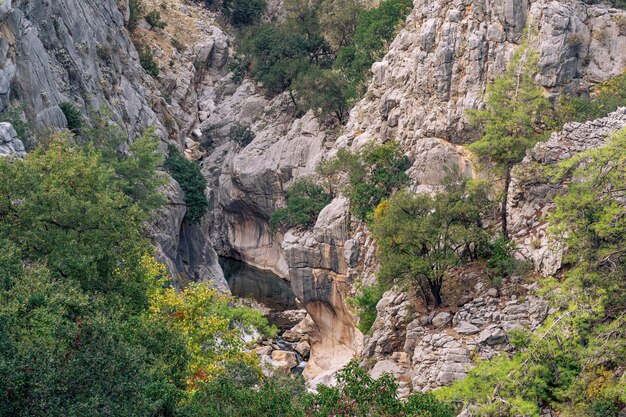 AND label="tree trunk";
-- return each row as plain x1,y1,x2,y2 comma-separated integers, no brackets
429,280,443,308
502,166,512,239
